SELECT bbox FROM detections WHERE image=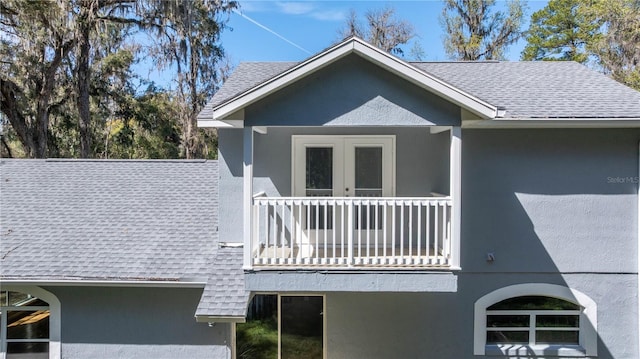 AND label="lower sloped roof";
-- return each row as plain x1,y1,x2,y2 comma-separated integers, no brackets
0,159,219,282
1,159,247,319
195,248,247,321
